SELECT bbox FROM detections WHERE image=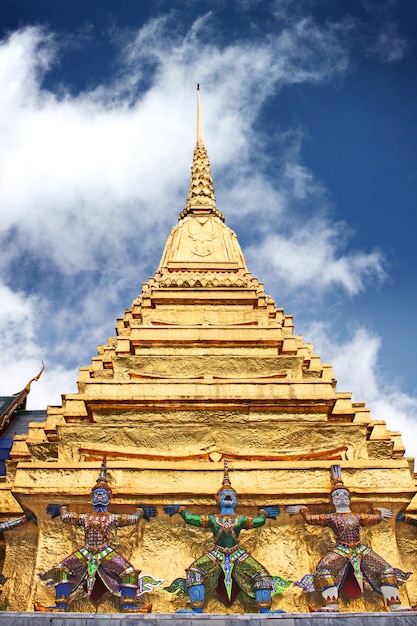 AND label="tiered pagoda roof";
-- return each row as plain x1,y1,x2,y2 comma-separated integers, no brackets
2,88,416,614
